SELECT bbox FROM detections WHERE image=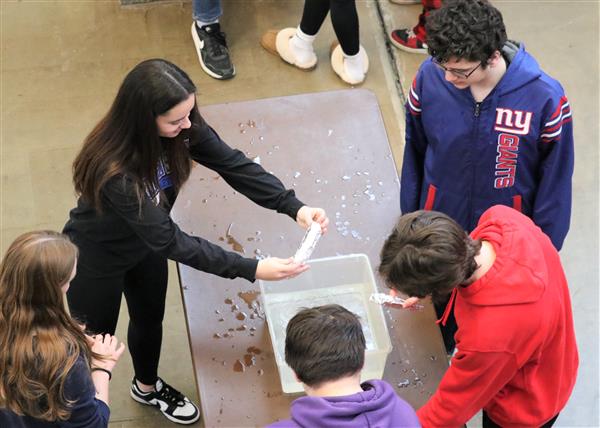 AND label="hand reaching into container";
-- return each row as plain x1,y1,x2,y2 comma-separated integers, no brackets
383,289,423,310
398,296,421,309
256,257,309,280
